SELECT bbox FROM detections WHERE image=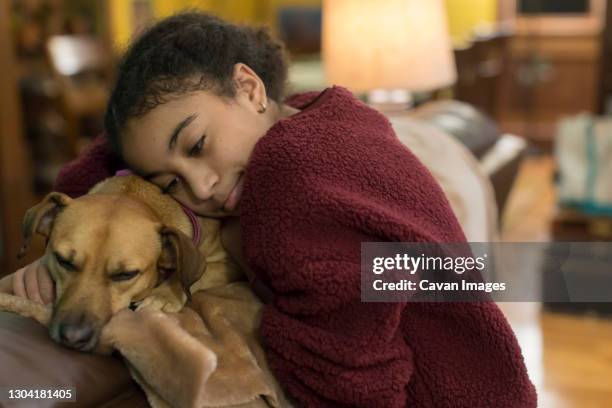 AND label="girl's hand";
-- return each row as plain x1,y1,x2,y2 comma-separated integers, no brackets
11,259,55,305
